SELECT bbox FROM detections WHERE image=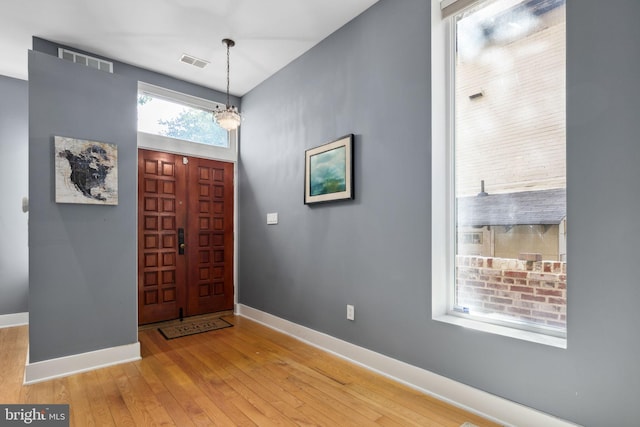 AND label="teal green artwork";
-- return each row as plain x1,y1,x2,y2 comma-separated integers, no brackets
309,146,347,196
